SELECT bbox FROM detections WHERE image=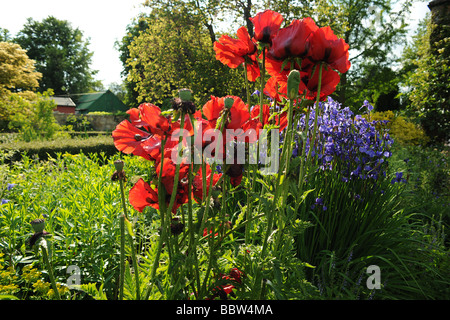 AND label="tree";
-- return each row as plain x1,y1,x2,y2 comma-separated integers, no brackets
116,13,151,108
15,16,102,95
0,42,41,94
124,5,245,108
400,12,450,144
0,28,11,42
0,41,42,130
